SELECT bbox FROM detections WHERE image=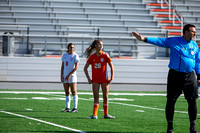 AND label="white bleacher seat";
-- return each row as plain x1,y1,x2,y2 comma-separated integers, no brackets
1,0,198,58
